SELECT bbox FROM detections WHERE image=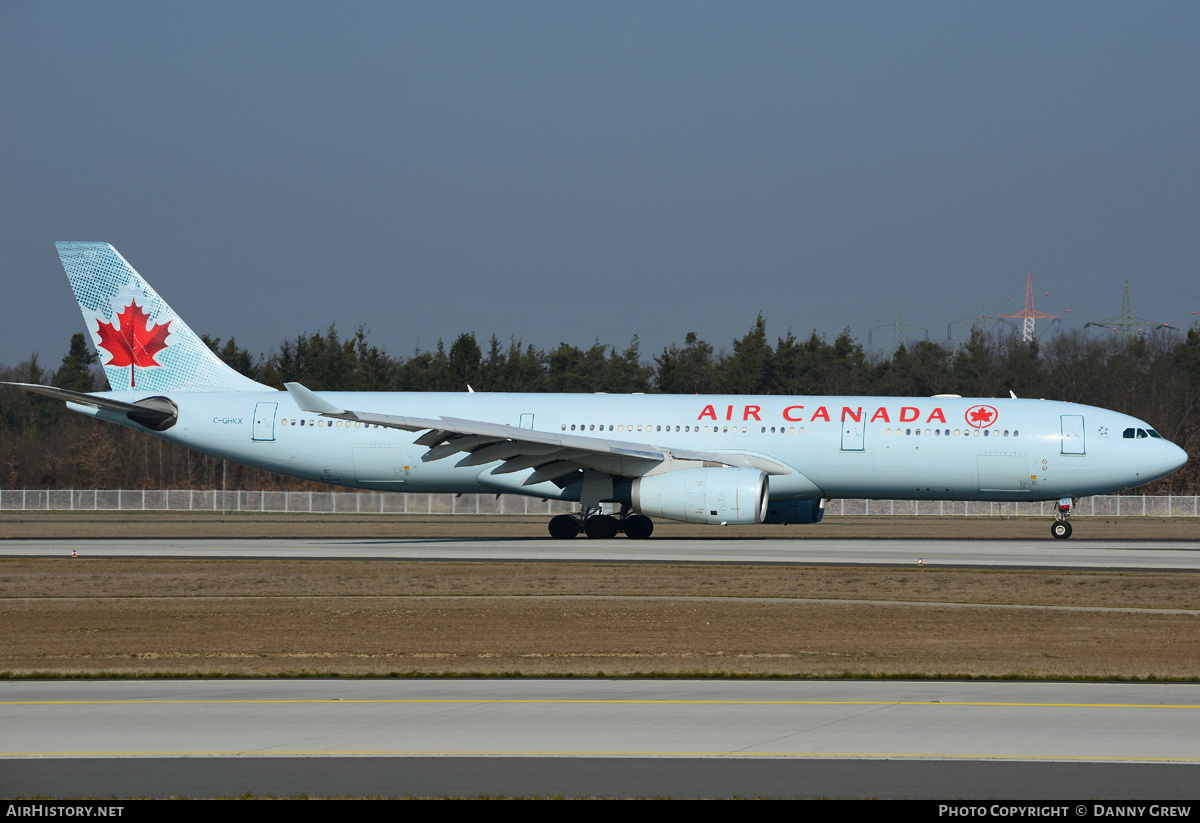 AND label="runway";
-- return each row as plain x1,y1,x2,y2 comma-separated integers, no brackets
5,538,1198,797
4,536,1200,569
4,679,1198,798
